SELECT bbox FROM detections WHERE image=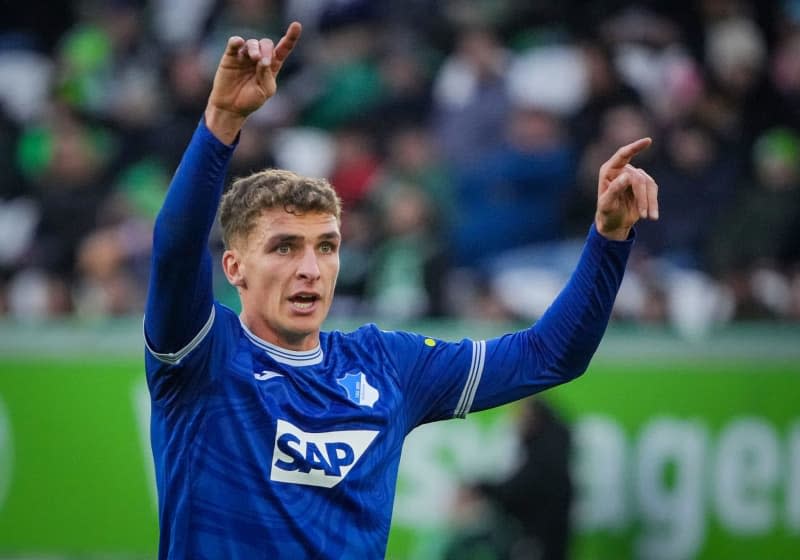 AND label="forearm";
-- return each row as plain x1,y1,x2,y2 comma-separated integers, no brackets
531,223,632,377
471,225,632,410
145,120,236,352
